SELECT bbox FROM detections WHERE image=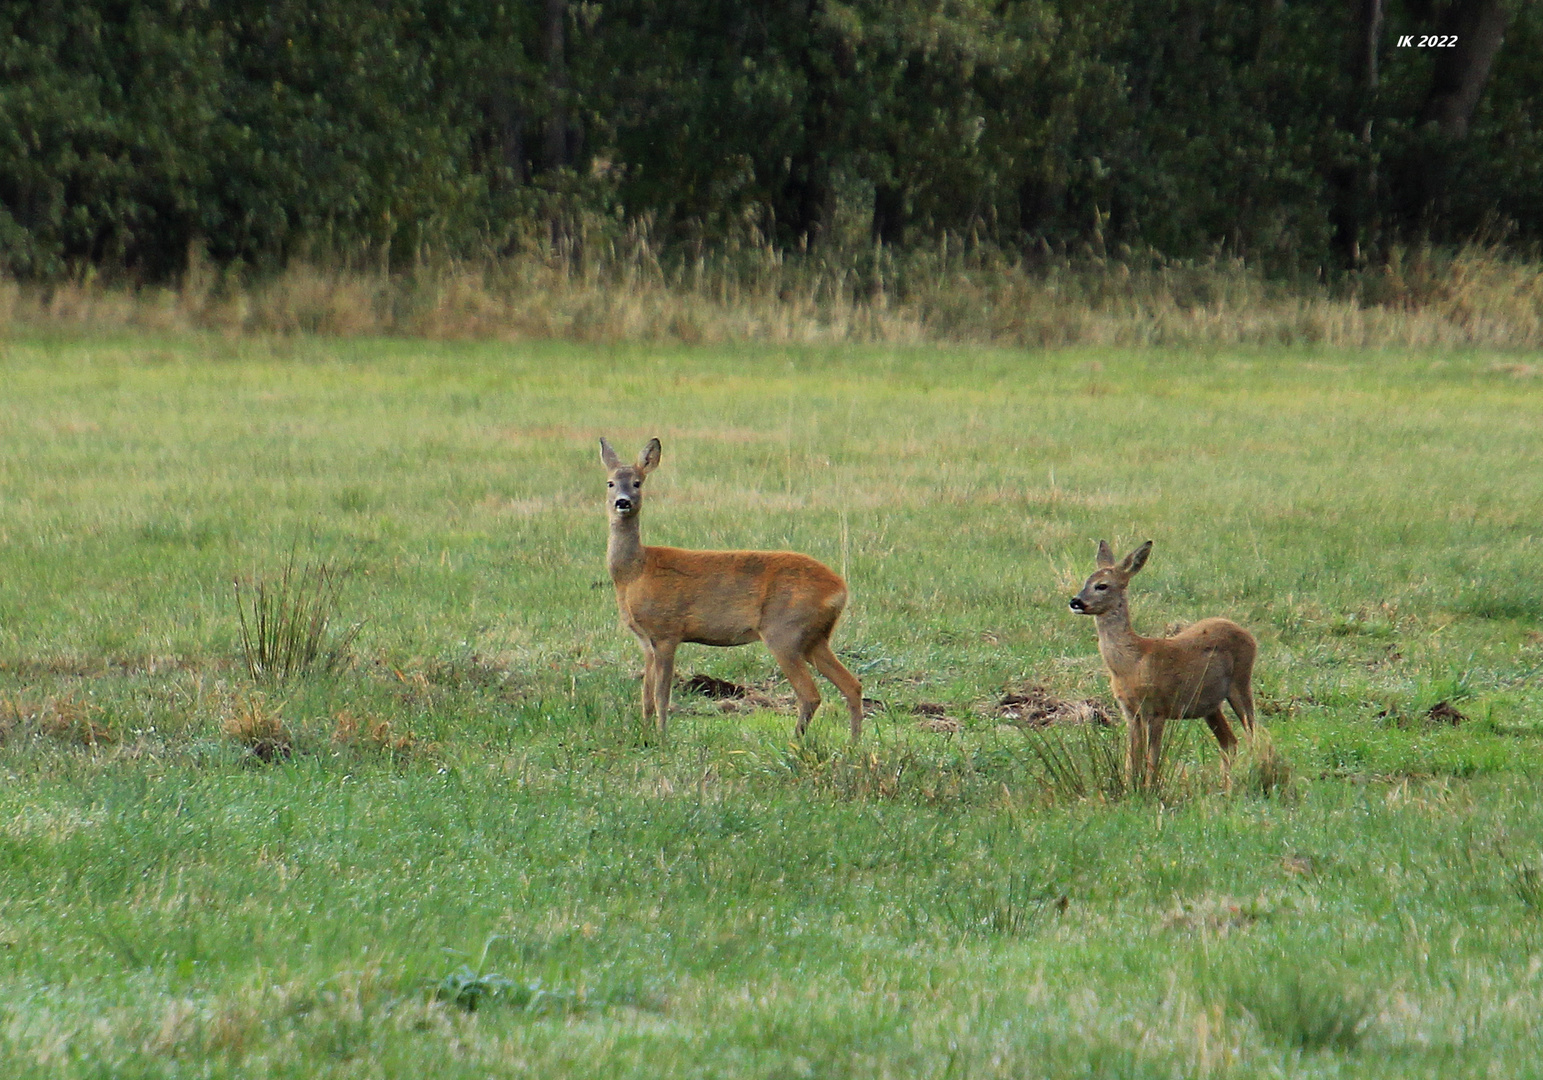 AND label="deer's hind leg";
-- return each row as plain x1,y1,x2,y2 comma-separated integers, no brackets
808,639,864,741
1226,682,1256,733
1228,643,1257,732
1204,707,1238,757
765,635,823,738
